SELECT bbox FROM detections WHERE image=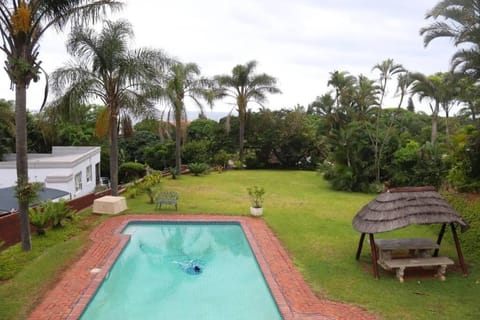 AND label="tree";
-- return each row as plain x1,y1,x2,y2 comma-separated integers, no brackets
396,72,414,109
407,97,415,112
366,58,405,183
215,60,281,163
49,19,165,195
0,0,122,251
327,70,356,109
0,99,15,159
421,0,480,78
410,72,444,145
157,62,213,174
372,58,405,108
457,75,480,123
